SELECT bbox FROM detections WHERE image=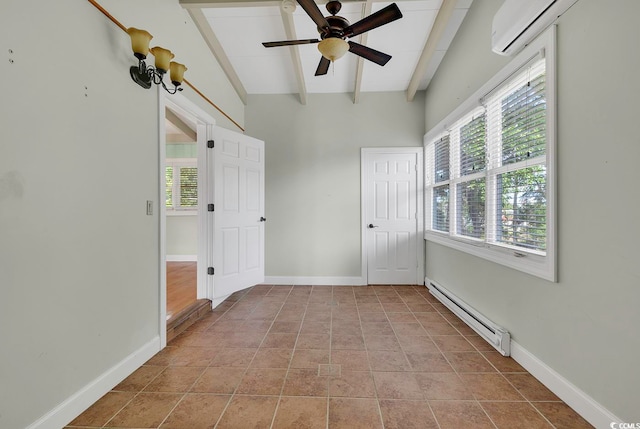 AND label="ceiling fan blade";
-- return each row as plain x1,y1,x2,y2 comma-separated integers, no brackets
262,39,320,48
315,56,330,76
344,3,403,38
297,0,330,31
348,41,391,66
